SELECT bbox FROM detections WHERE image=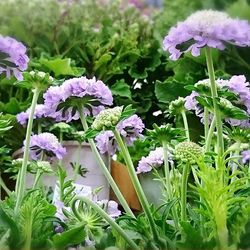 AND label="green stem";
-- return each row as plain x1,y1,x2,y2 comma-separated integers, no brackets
205,47,224,156
181,111,190,141
231,142,241,183
59,130,63,166
15,87,40,212
0,175,11,196
205,117,216,153
32,169,42,189
162,141,179,230
71,196,139,250
78,109,134,218
204,107,209,139
113,129,163,245
181,163,190,222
